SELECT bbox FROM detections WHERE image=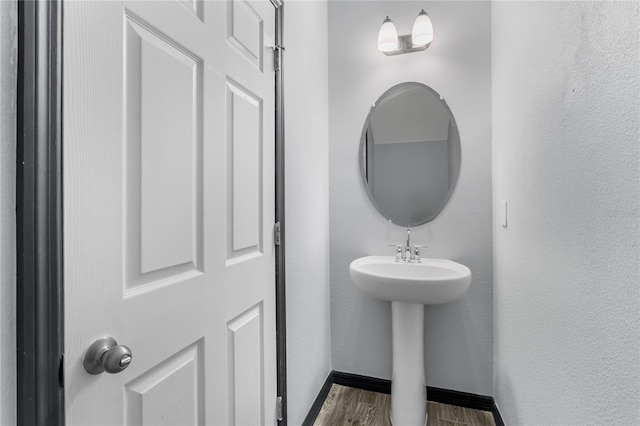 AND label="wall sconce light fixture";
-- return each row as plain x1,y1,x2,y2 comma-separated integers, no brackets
378,9,433,56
